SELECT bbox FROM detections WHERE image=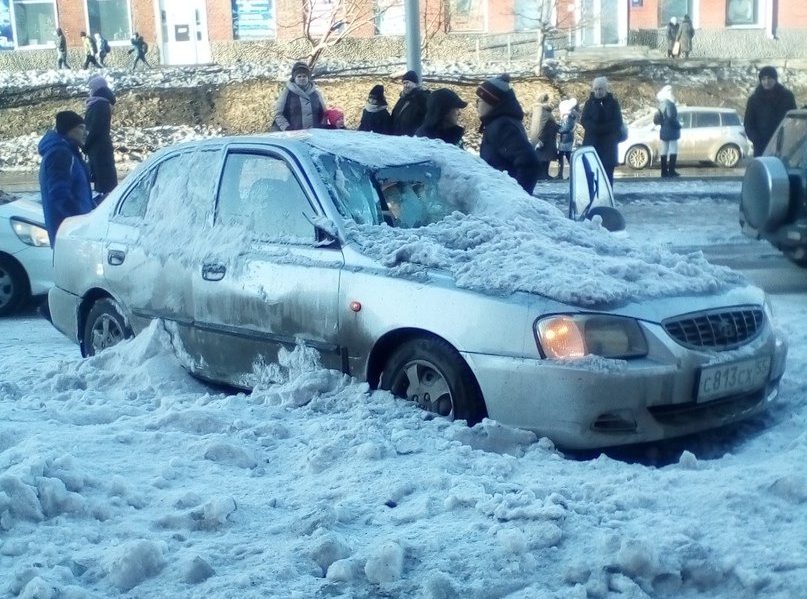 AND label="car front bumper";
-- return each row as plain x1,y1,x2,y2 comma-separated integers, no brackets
462,329,787,450
8,244,53,296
